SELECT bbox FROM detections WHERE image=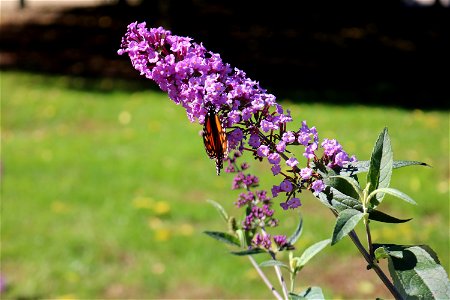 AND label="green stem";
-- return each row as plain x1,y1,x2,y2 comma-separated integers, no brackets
289,270,296,293
269,251,289,300
248,256,283,300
